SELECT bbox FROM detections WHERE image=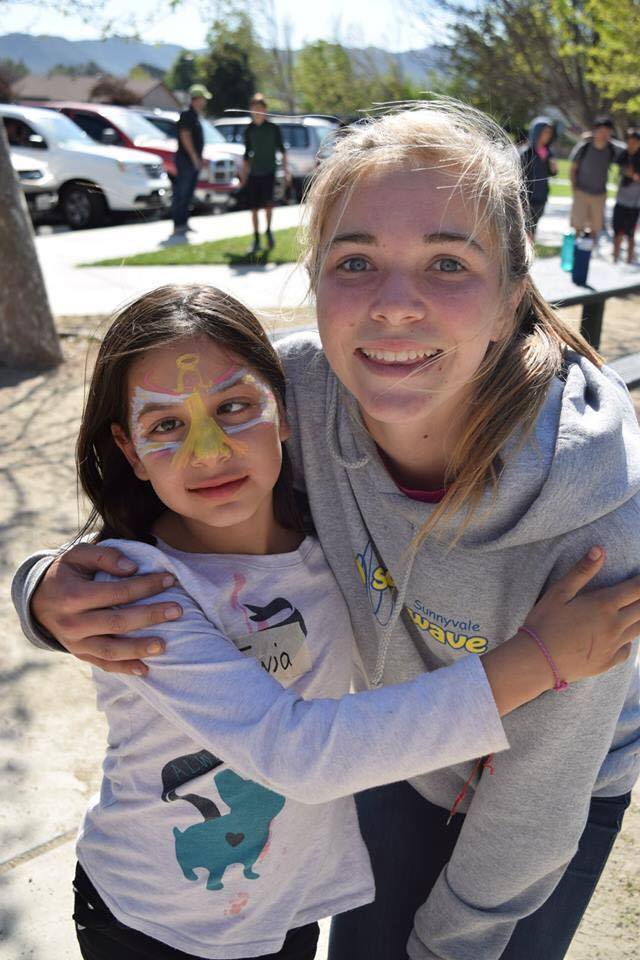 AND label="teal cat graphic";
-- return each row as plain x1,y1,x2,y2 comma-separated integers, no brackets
173,769,286,891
